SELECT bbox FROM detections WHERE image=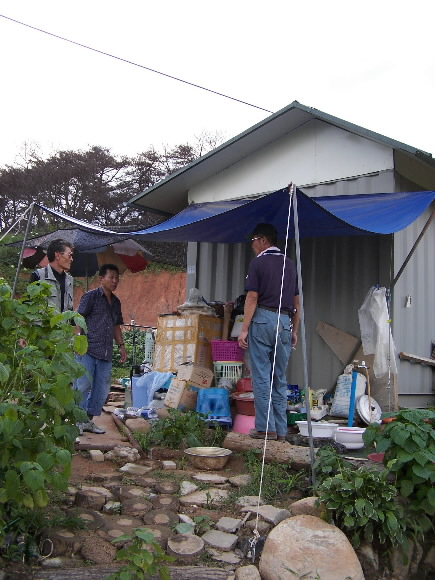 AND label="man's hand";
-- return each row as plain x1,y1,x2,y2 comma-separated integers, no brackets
119,345,127,364
238,329,248,350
